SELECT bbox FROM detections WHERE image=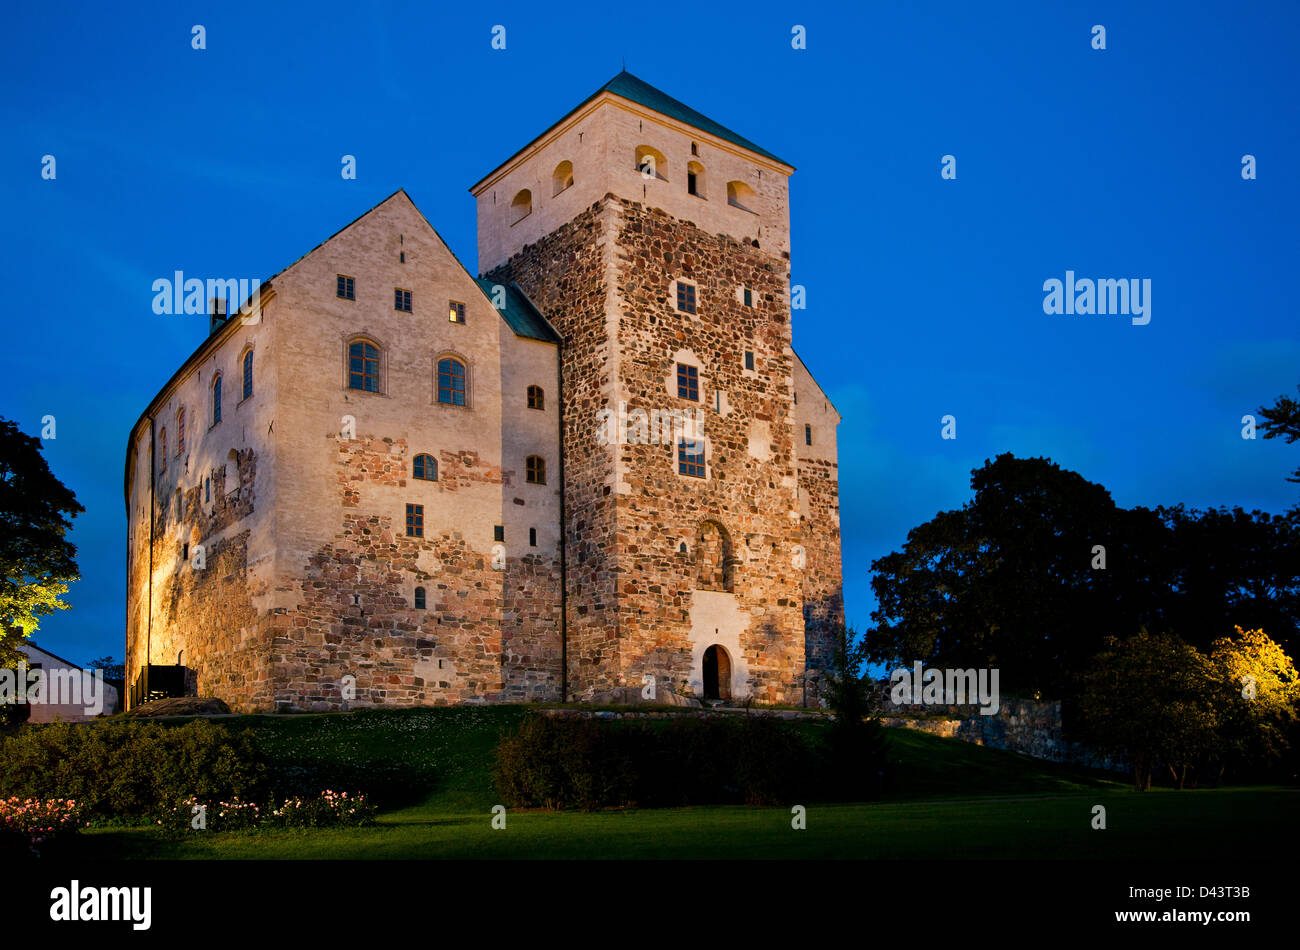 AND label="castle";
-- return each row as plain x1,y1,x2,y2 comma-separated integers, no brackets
124,72,843,712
